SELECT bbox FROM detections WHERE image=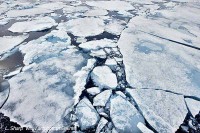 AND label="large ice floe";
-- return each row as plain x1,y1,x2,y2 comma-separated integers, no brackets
9,16,57,33
58,17,105,37
127,88,188,133
0,28,89,131
118,27,200,97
